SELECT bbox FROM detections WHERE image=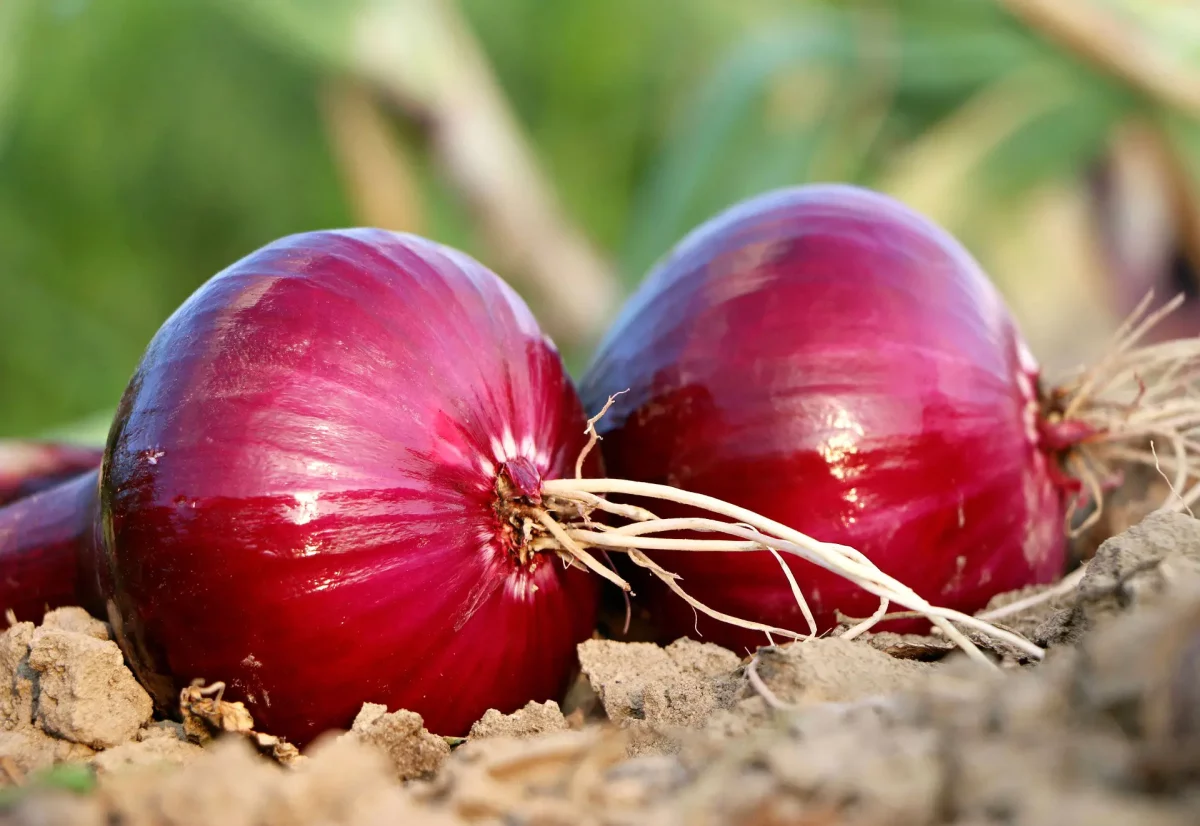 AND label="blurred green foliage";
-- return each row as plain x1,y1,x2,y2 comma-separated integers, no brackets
1,0,1198,442
0,0,752,439
0,0,352,438
0,762,95,808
